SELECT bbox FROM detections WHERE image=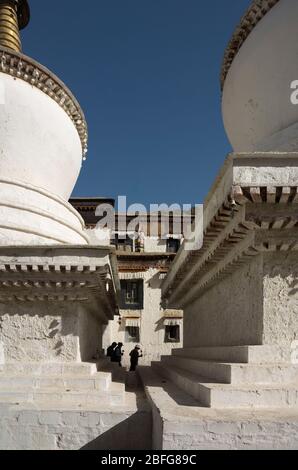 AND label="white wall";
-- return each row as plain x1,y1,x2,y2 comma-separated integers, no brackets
183,250,298,350
144,238,167,253
263,251,298,347
183,255,264,348
0,302,105,363
0,302,80,362
78,306,103,361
